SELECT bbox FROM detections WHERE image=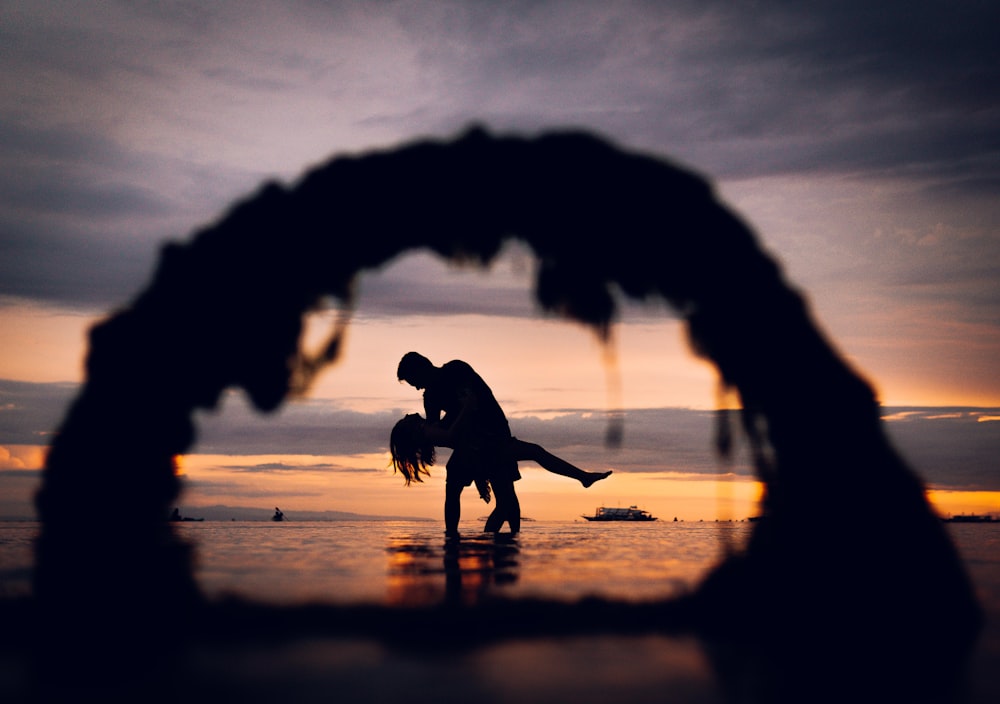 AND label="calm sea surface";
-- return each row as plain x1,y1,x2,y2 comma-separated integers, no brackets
1,520,997,612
